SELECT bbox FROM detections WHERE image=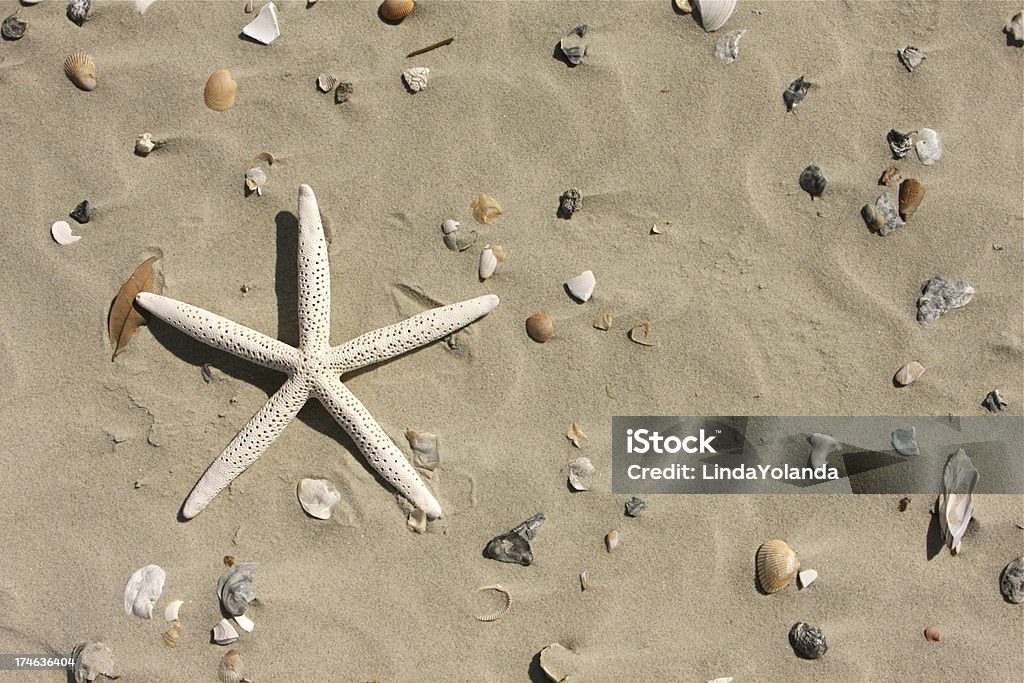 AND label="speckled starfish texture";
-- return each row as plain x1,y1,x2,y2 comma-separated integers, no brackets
136,184,499,520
